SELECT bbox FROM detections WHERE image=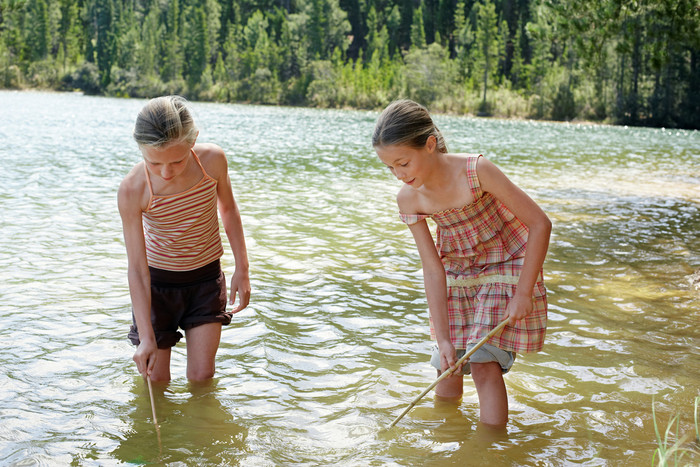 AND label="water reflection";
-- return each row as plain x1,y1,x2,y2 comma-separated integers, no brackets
112,379,248,465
